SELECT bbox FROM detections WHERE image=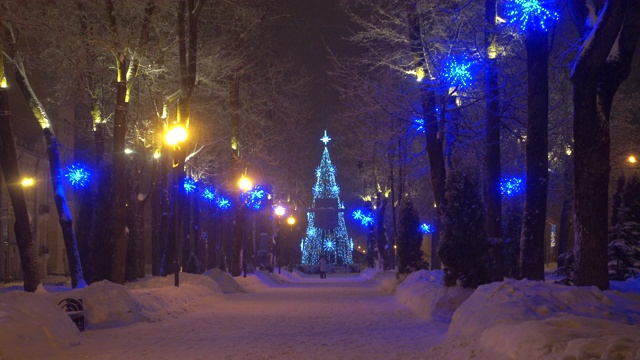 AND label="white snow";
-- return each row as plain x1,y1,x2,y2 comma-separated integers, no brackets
1,269,639,359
